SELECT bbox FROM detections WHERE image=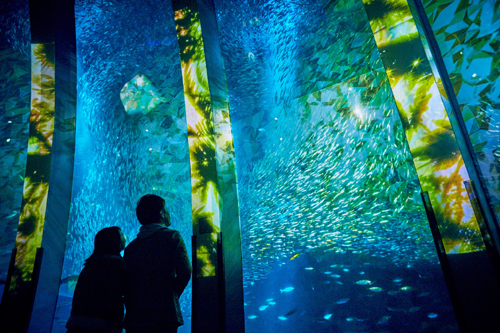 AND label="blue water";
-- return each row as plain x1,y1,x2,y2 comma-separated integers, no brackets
53,0,192,331
214,0,459,331
243,250,457,332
